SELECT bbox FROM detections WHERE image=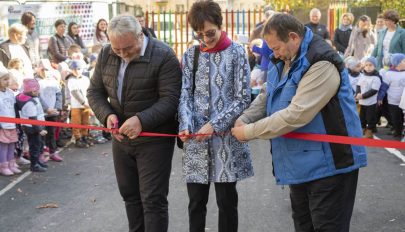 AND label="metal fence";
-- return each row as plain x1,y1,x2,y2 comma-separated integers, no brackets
142,10,264,58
